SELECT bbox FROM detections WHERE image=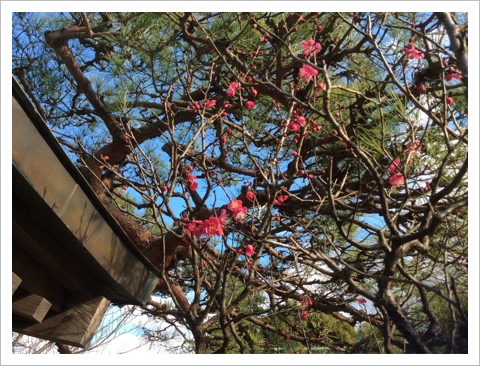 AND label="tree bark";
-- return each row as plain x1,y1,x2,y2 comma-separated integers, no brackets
435,12,468,89
55,342,72,354
192,328,209,354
